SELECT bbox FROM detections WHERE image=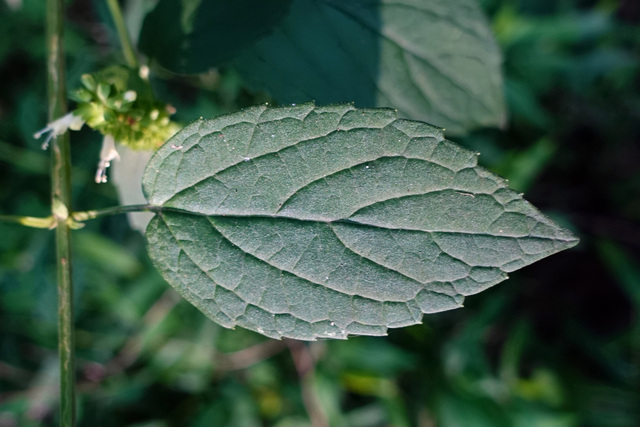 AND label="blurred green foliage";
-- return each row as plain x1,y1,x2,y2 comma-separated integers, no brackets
0,0,638,426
